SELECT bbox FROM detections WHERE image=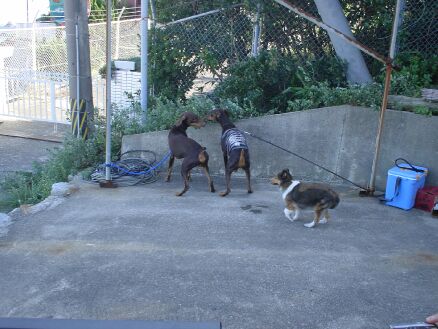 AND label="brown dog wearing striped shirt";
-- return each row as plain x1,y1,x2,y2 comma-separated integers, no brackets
207,109,252,197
